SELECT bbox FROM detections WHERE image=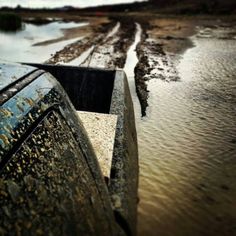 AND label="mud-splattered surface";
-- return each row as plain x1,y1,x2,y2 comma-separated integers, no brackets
0,111,114,235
